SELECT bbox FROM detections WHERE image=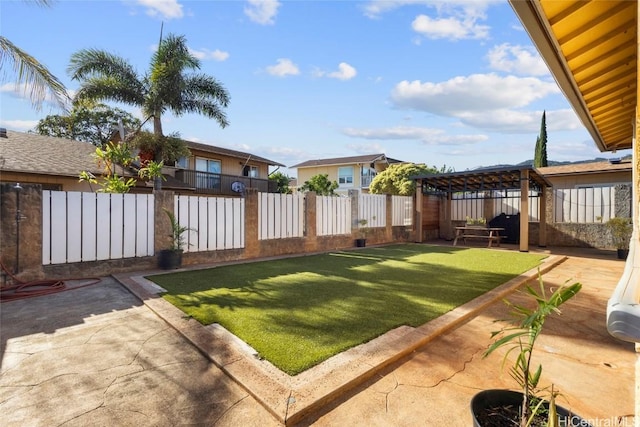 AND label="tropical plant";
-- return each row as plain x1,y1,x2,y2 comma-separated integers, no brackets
299,173,339,195
0,0,69,110
35,102,141,147
269,171,293,194
67,33,230,162
163,208,193,251
606,217,633,250
79,141,164,193
129,130,190,165
482,271,582,426
369,163,438,196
